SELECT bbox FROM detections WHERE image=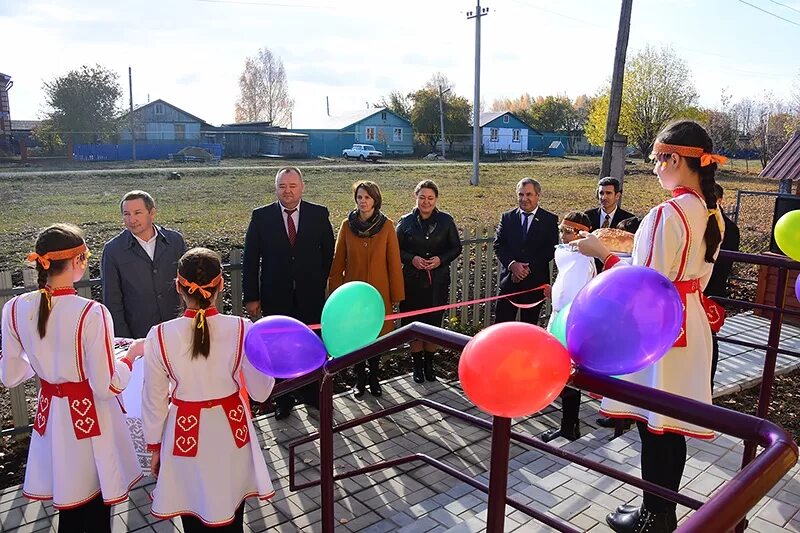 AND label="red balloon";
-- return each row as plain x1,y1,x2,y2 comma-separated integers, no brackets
458,322,572,418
